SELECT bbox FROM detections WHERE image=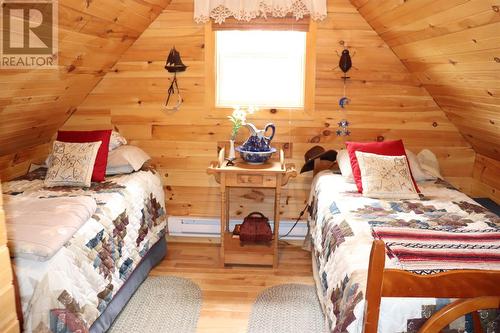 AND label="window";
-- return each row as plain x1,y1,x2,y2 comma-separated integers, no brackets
215,30,307,108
